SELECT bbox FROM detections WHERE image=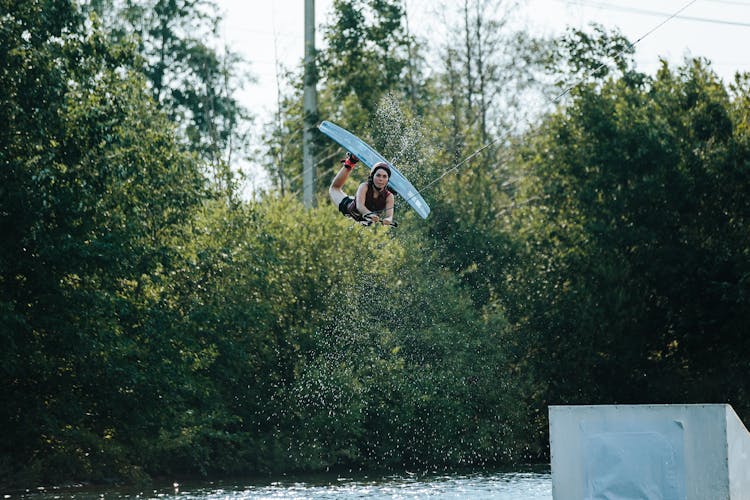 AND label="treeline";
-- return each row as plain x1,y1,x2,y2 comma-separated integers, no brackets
2,0,750,489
